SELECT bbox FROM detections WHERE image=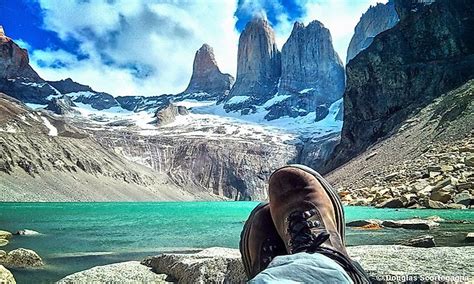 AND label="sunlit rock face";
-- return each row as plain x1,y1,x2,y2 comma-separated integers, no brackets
223,17,281,114
325,0,474,171
183,44,234,99
346,1,399,64
267,21,344,121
